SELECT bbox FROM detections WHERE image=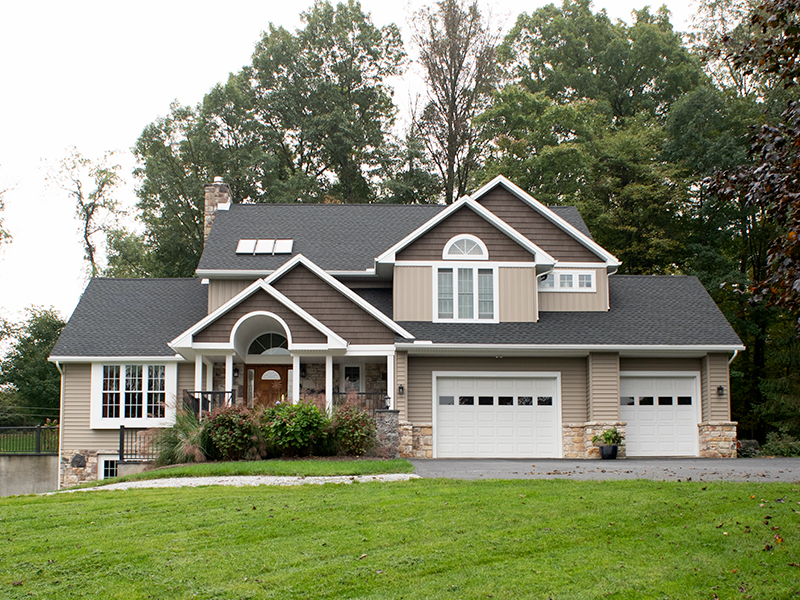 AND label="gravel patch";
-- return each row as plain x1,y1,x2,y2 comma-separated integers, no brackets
65,473,419,492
